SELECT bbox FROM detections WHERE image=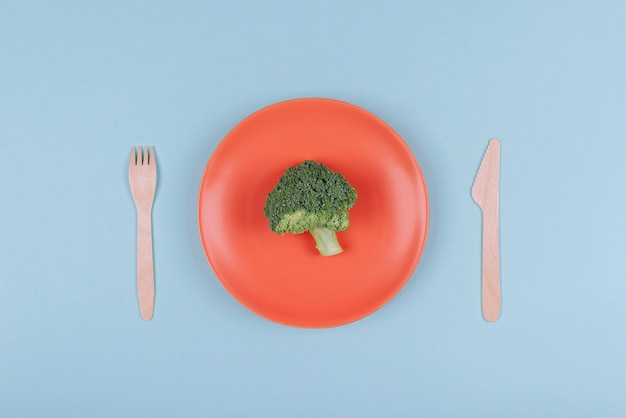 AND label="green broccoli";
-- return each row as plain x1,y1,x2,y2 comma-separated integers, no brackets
264,160,358,256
